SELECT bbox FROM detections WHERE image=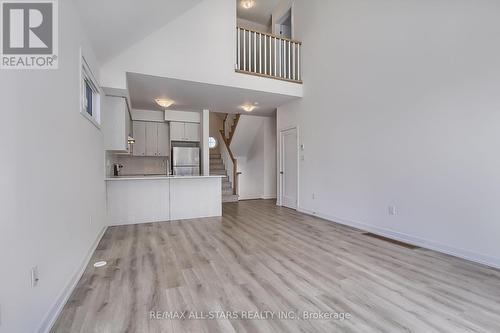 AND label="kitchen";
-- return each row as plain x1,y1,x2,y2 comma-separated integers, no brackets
102,96,223,225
